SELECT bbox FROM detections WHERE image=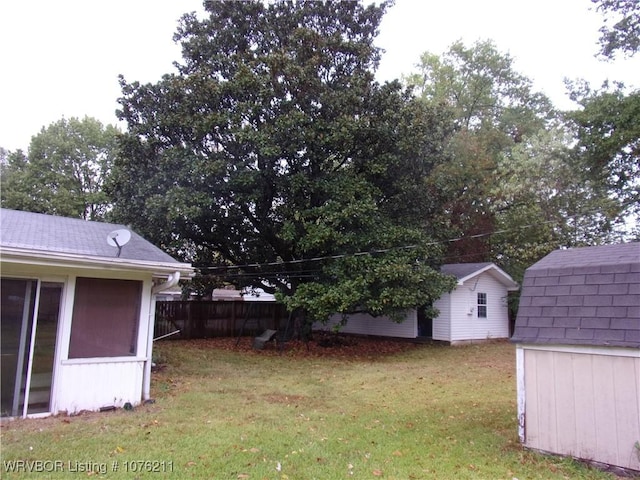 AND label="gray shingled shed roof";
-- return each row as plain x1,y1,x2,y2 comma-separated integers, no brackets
441,262,493,279
0,208,181,265
441,262,519,289
512,242,640,348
